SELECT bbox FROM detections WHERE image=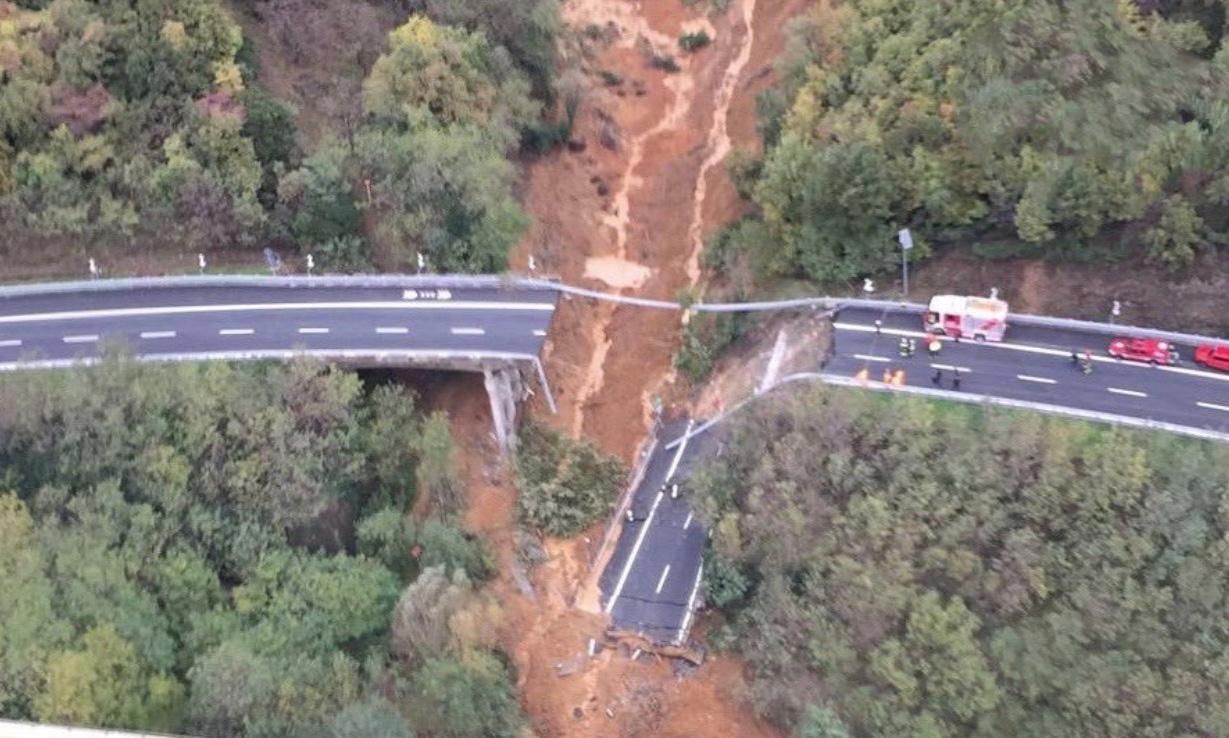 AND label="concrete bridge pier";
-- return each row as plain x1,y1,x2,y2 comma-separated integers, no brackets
484,363,526,452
